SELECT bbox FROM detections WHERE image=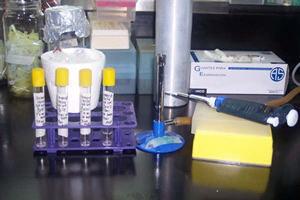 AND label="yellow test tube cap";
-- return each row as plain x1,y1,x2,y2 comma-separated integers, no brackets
32,68,45,87
56,68,69,86
103,68,115,86
80,69,92,87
